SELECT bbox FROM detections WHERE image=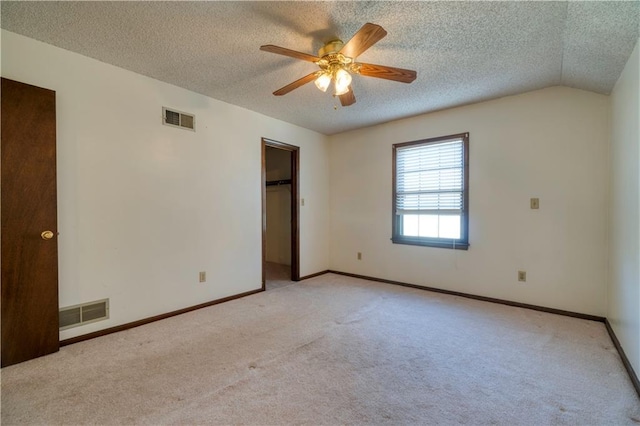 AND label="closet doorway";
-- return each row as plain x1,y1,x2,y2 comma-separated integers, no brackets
261,138,299,290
